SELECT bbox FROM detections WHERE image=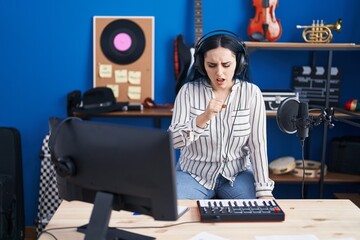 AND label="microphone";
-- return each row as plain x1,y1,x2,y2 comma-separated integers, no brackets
277,97,360,145
277,98,311,143
296,102,309,141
